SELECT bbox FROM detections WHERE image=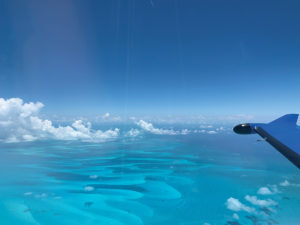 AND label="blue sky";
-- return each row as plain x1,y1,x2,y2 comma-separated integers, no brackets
0,0,300,116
